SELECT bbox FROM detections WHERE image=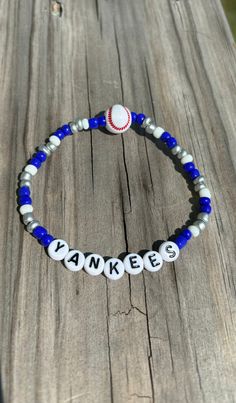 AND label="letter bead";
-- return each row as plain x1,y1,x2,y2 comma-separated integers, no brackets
48,239,69,261
64,249,85,271
84,254,105,276
104,258,125,280
159,241,179,262
143,251,163,272
123,253,143,275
